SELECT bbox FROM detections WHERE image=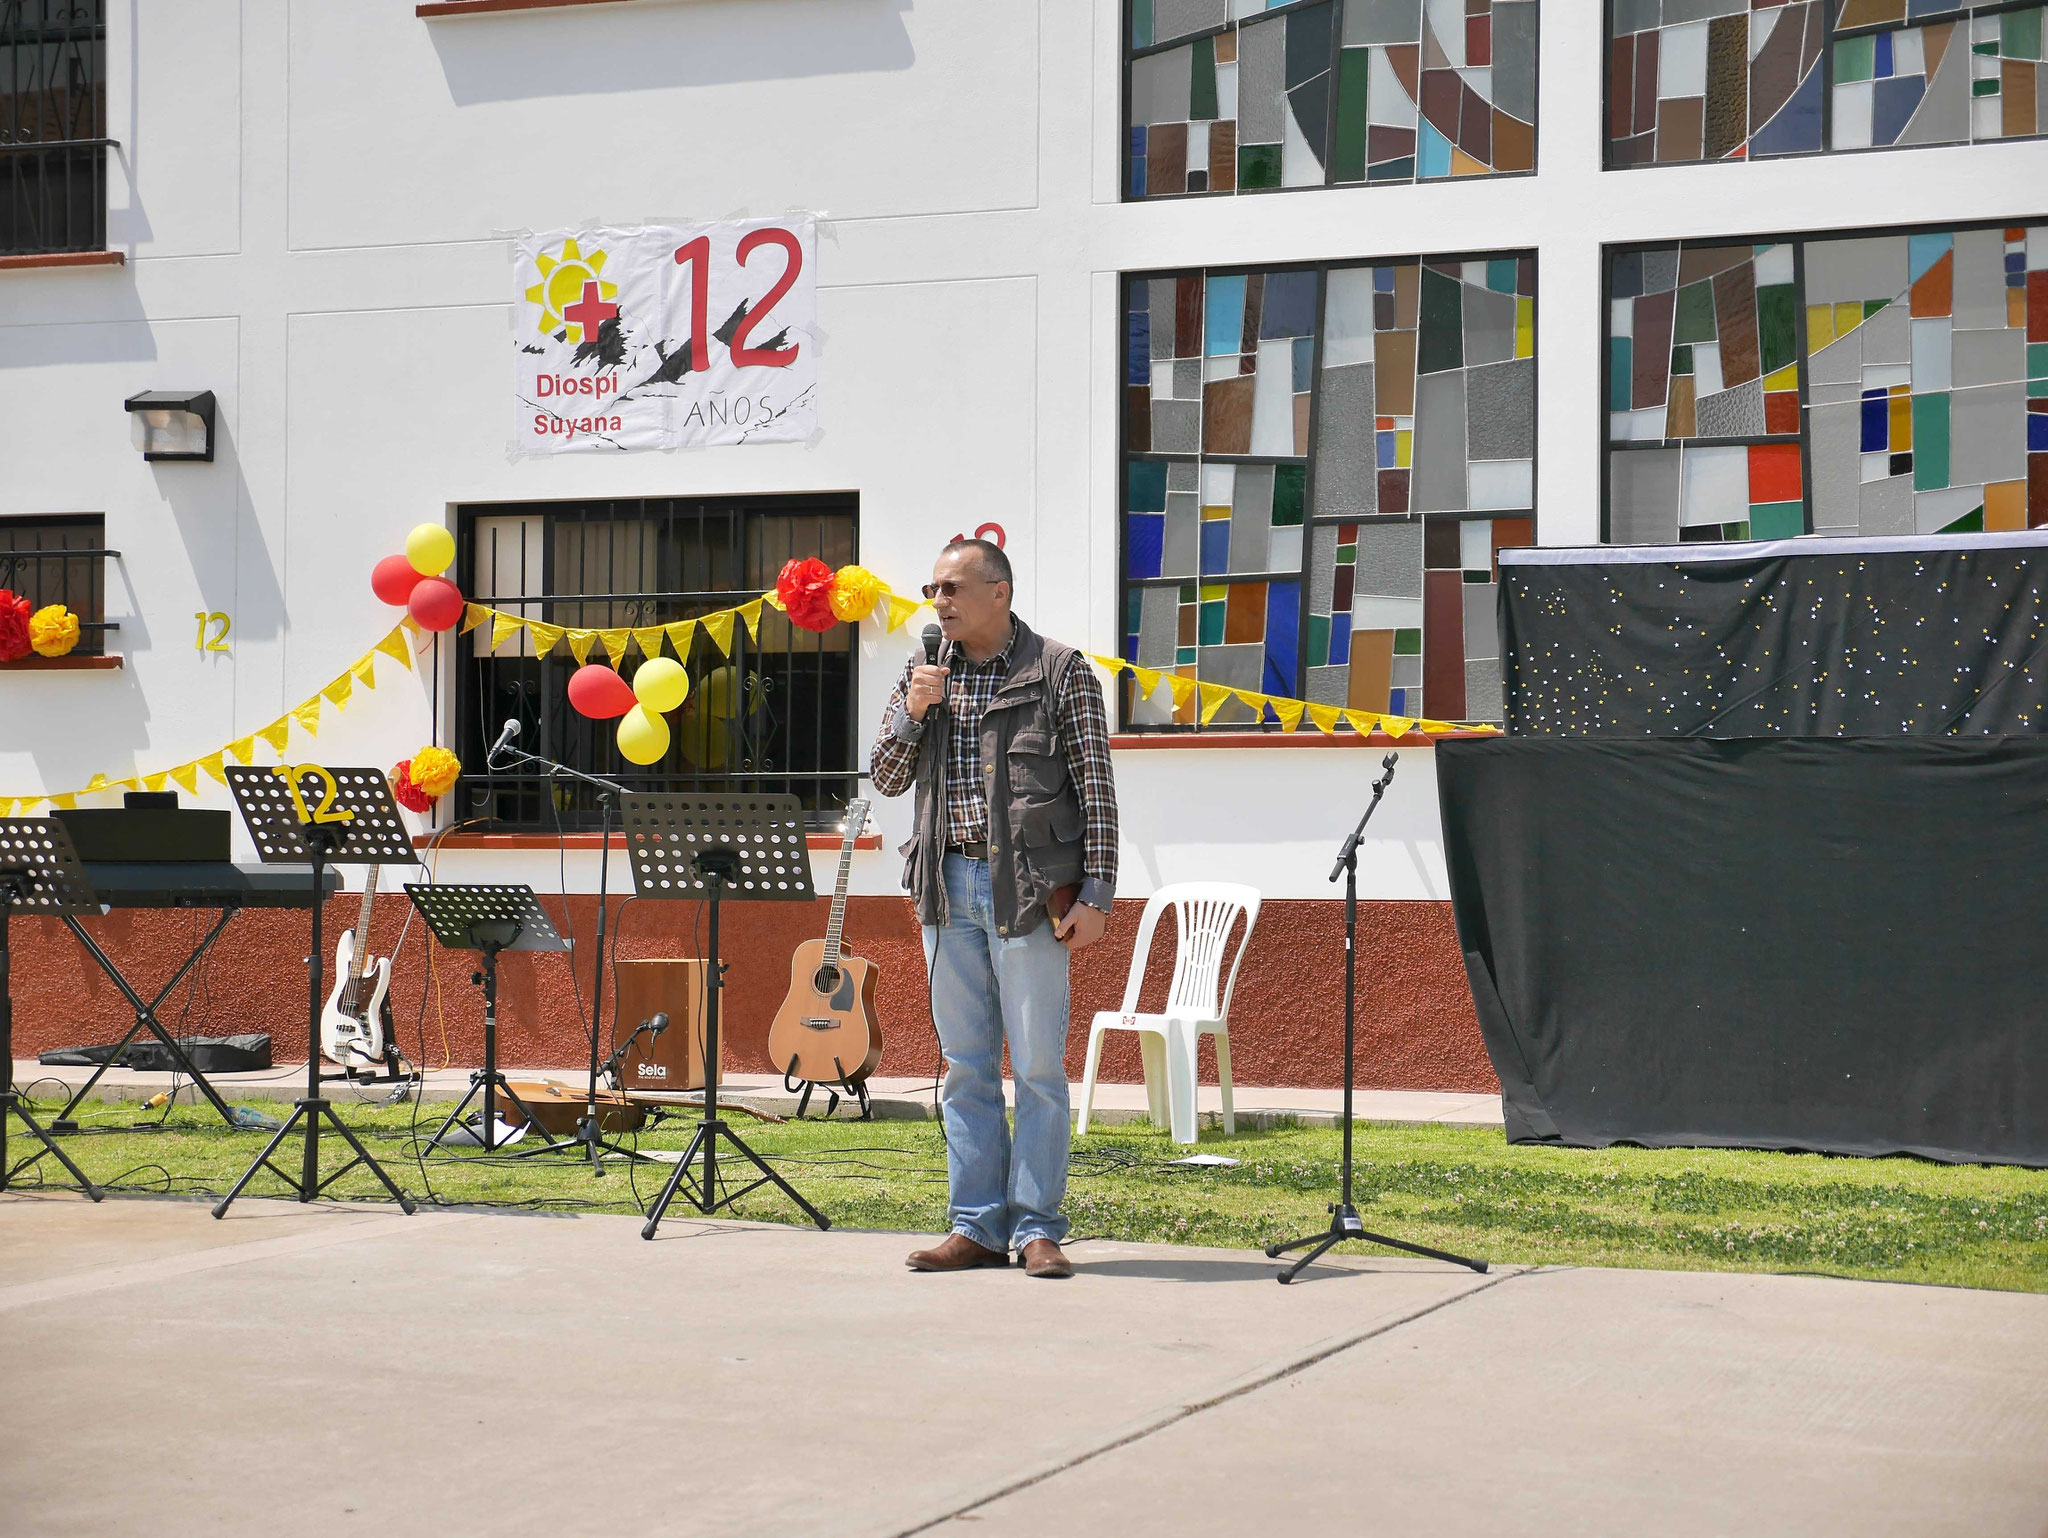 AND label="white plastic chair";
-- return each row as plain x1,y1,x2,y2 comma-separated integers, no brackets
1077,883,1261,1145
